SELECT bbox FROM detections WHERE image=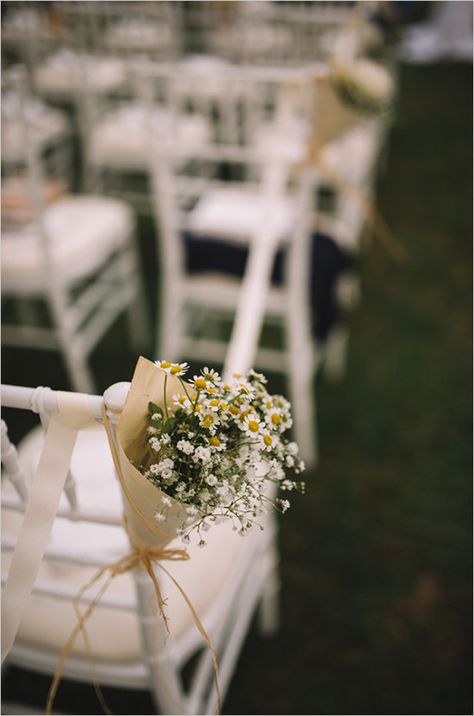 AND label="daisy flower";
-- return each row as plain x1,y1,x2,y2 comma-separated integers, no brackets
242,415,264,436
201,367,220,384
